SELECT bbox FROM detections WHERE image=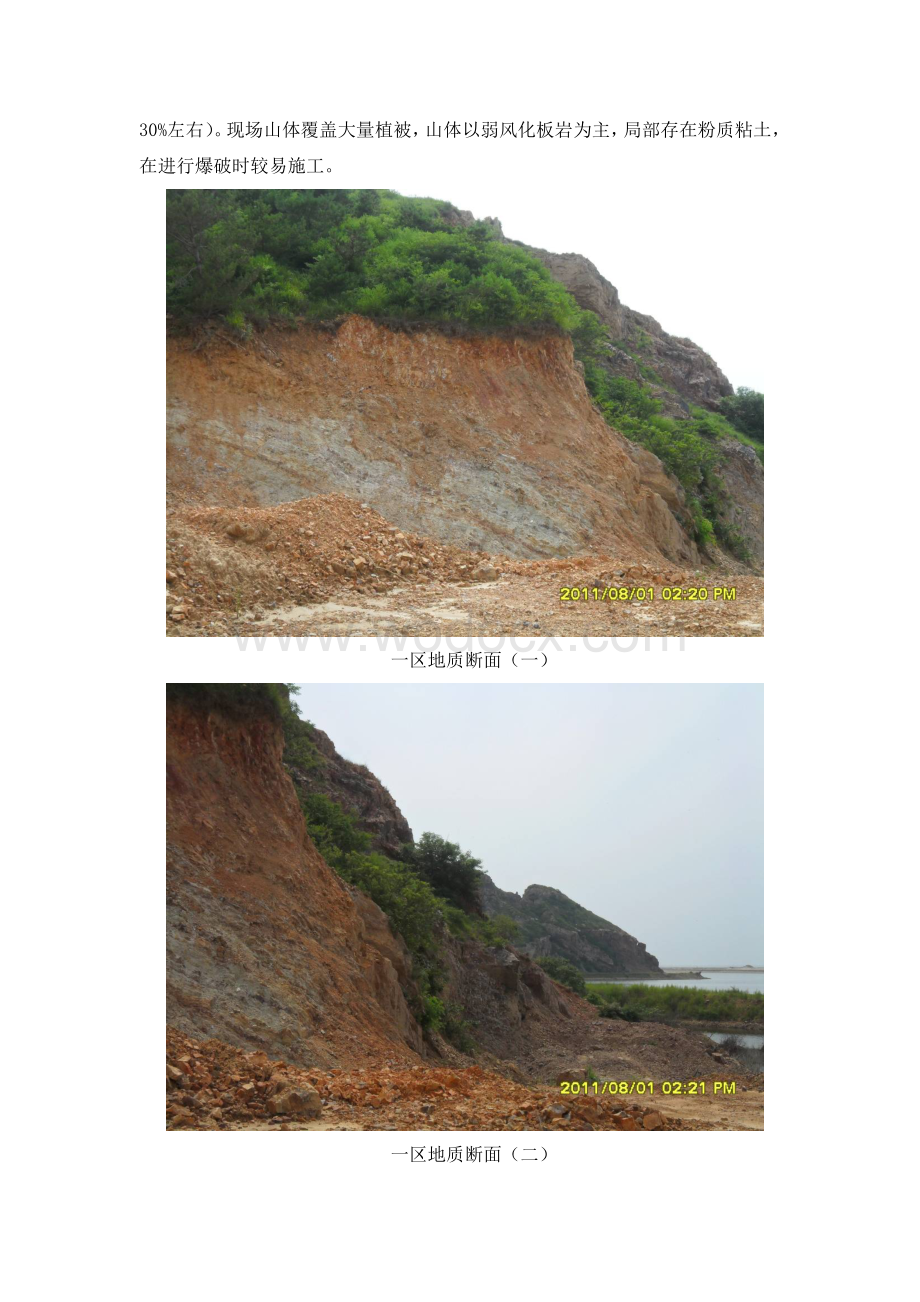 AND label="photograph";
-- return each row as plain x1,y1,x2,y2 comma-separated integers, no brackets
166,189,764,638
166,683,764,1131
